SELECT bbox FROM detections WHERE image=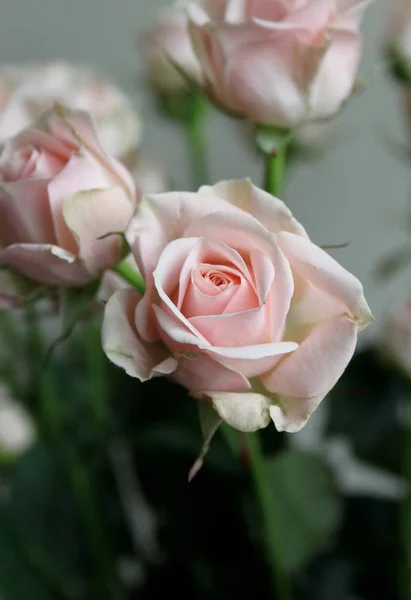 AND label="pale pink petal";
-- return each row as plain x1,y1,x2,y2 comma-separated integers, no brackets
261,314,359,431
183,210,278,262
276,231,373,328
126,190,240,280
102,289,177,382
209,391,272,432
190,306,269,347
309,30,361,120
48,150,112,252
0,243,90,286
200,179,308,237
173,353,251,393
0,179,56,246
63,186,134,275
